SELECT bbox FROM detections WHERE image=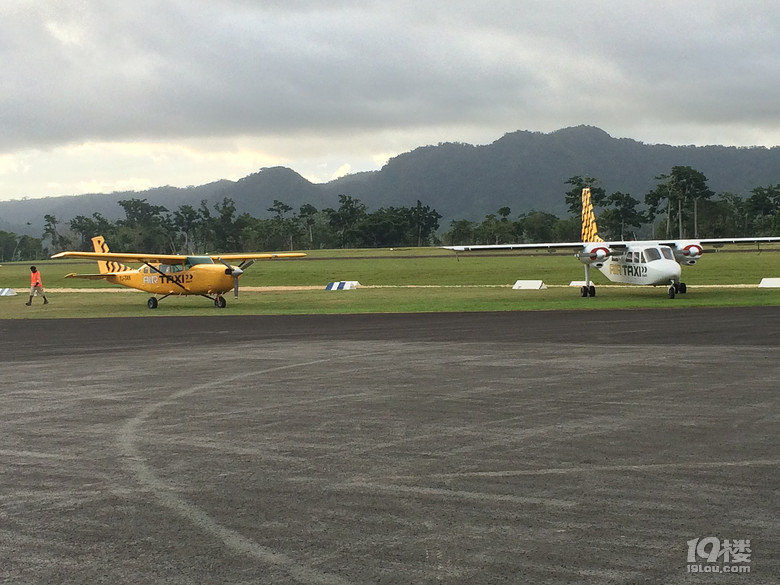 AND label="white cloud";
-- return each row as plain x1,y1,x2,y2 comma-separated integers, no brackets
44,20,87,46
0,153,29,176
331,164,352,181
